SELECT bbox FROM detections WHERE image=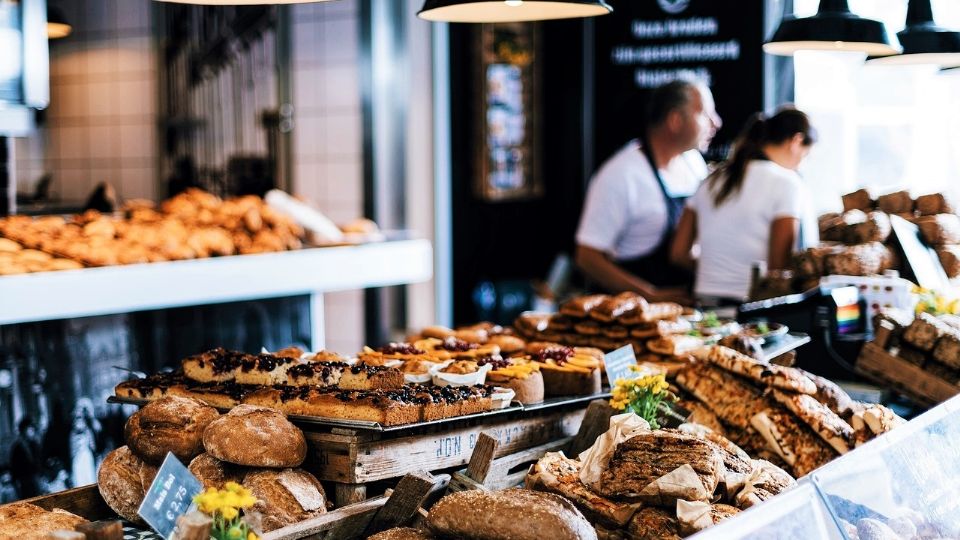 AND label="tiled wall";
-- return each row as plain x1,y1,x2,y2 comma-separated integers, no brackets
289,0,365,354
16,0,157,202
